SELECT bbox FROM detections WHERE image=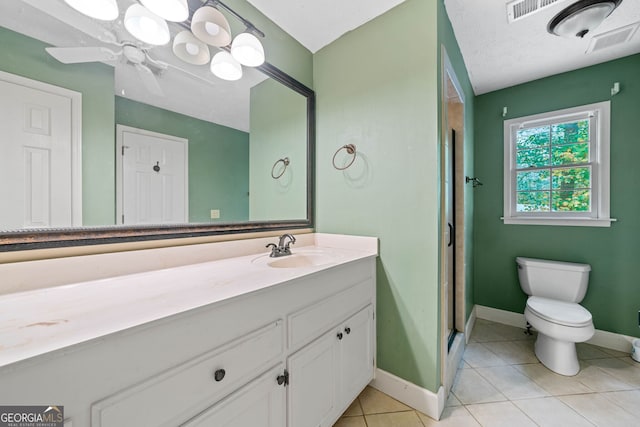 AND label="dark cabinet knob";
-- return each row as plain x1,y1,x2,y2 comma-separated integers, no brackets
214,369,226,382
337,332,343,340
345,327,351,335
276,370,289,386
